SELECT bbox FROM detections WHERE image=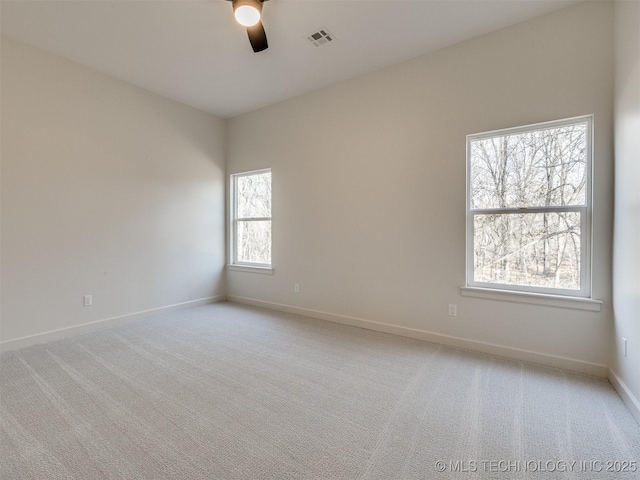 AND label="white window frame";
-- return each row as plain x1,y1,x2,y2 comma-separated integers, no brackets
465,115,593,298
229,168,273,272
